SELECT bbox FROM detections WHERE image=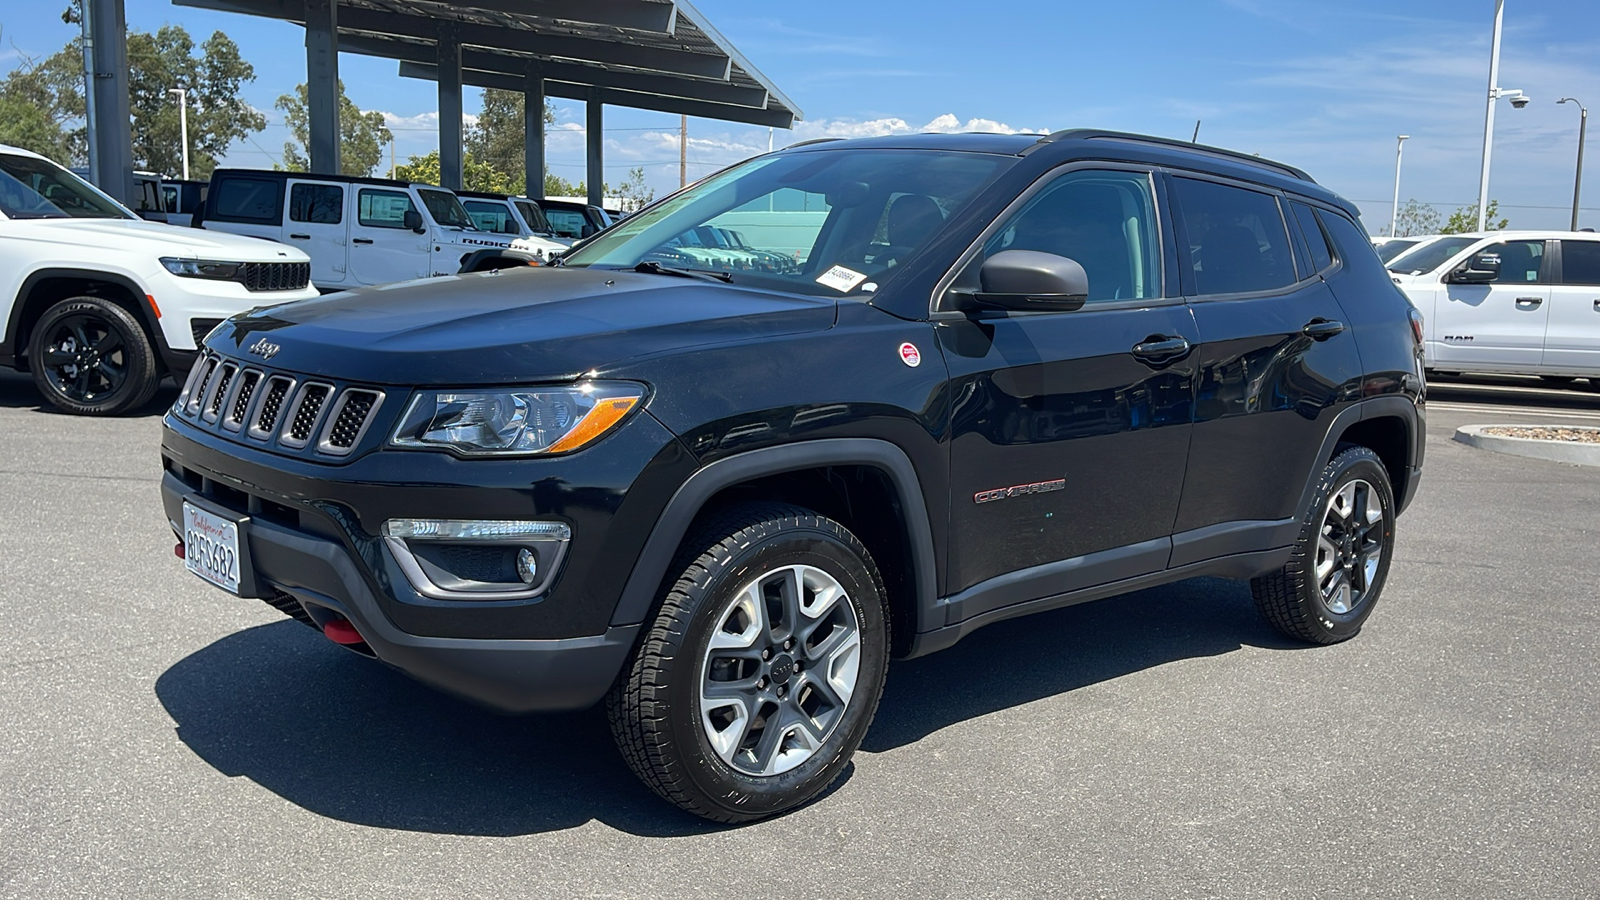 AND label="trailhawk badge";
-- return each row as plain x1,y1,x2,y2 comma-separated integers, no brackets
898,342,921,367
